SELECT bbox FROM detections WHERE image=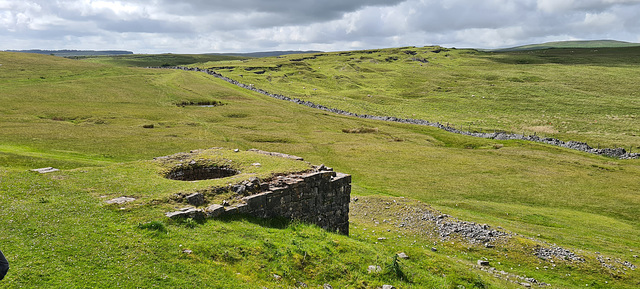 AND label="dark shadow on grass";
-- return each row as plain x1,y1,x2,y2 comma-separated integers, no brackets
212,213,293,230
